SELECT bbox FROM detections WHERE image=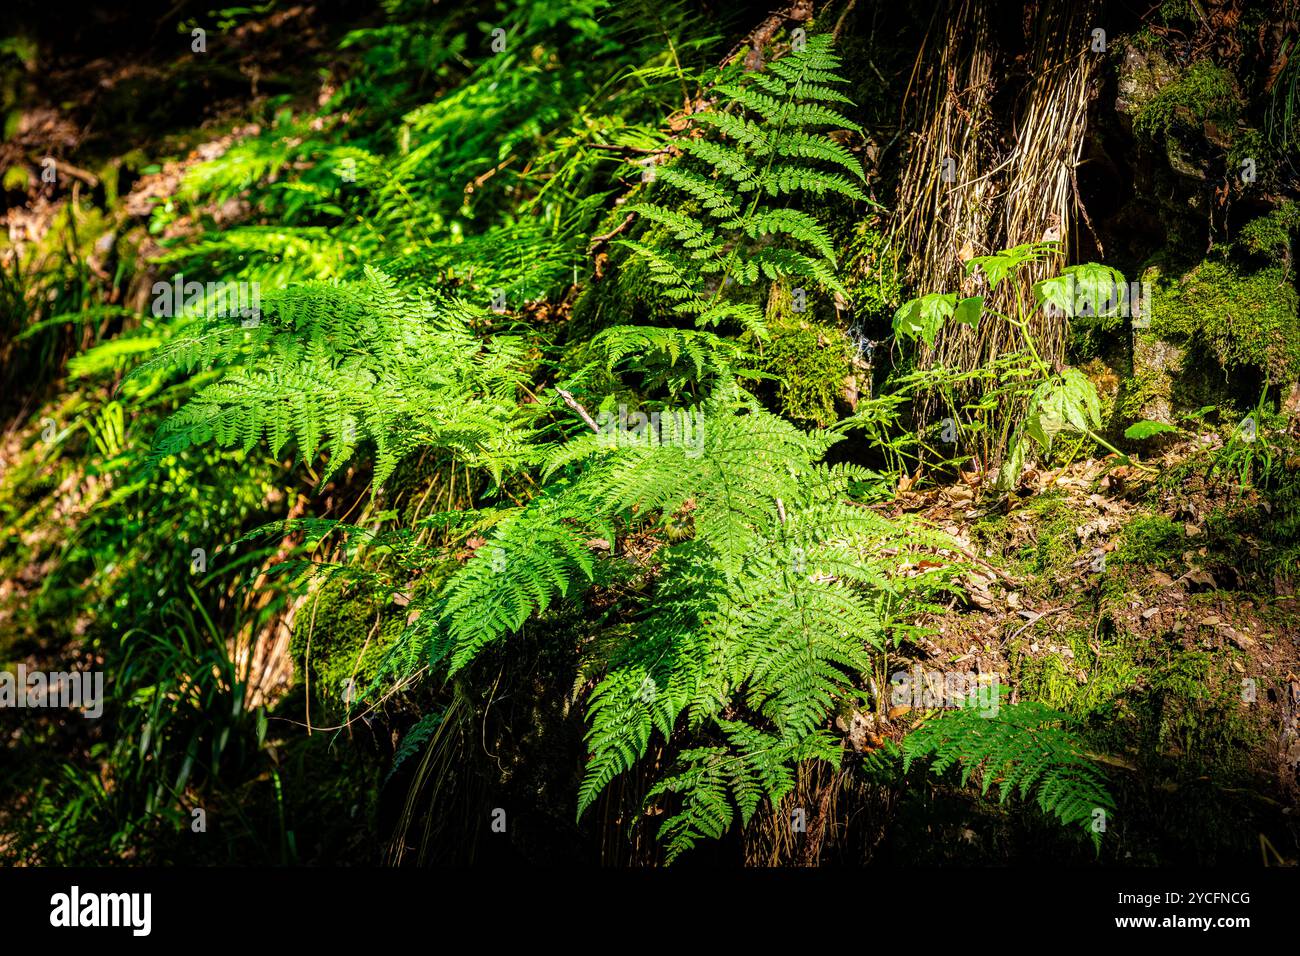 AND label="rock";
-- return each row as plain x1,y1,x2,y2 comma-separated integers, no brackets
835,710,882,753
1164,136,1211,181
1131,332,1184,424
1115,44,1178,127
1178,569,1217,591
1219,625,1255,649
